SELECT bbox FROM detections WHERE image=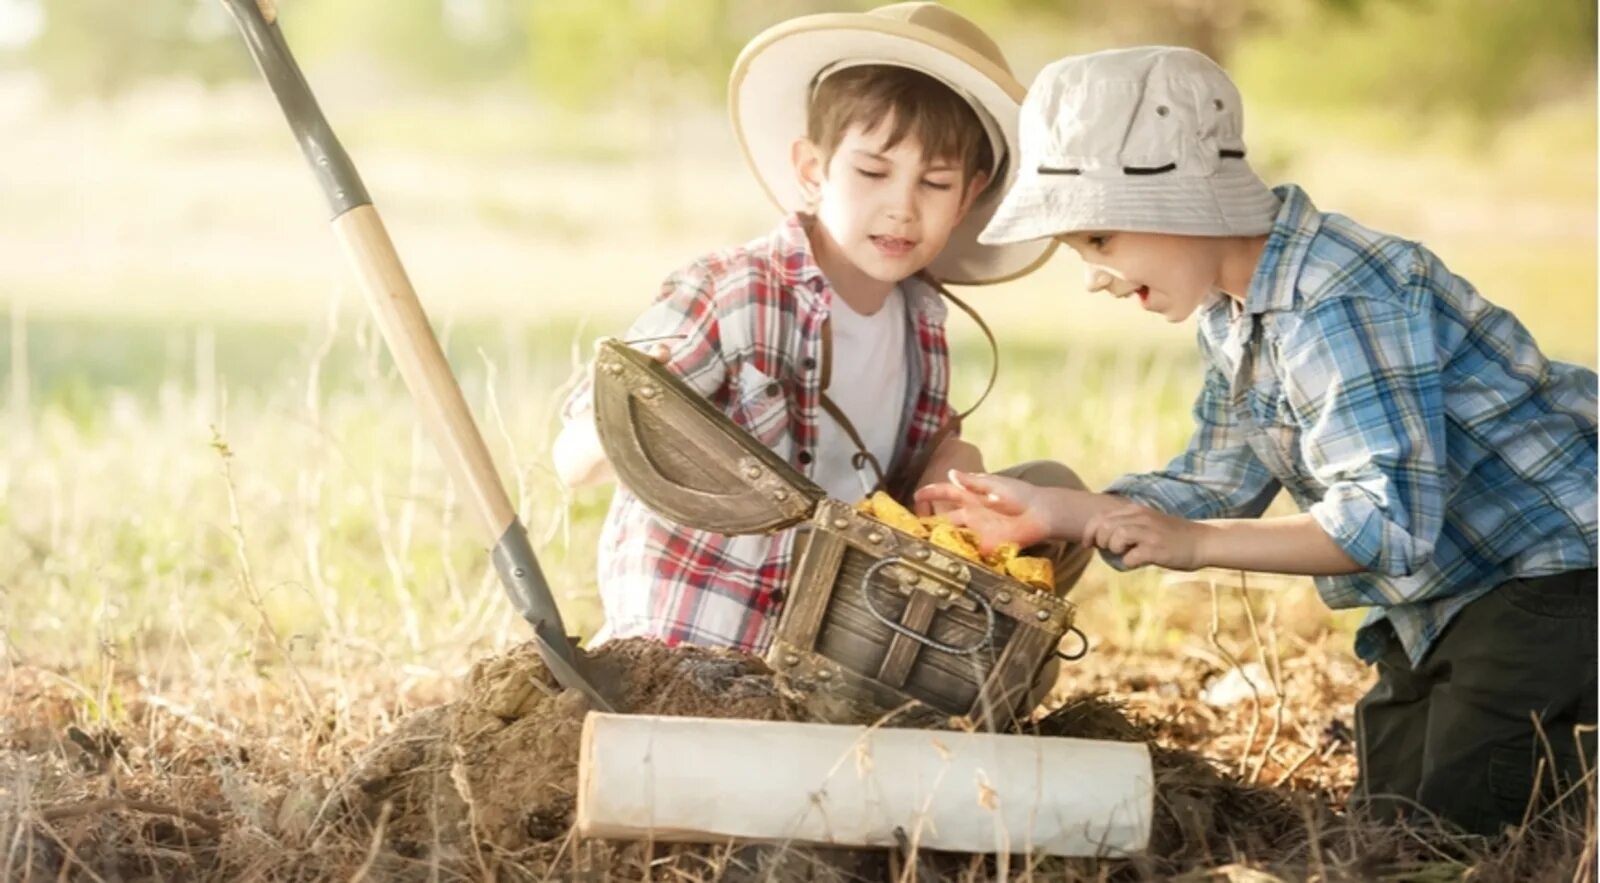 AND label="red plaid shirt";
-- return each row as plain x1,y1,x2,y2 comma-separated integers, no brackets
562,214,956,652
